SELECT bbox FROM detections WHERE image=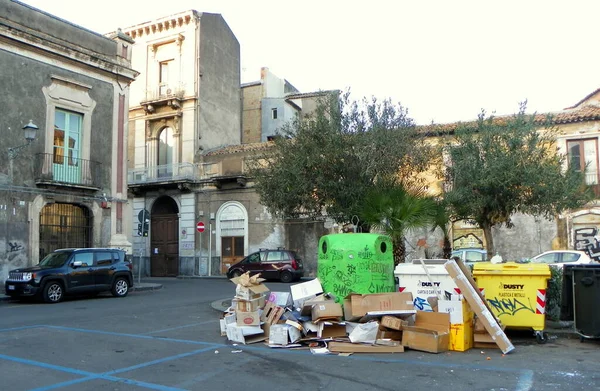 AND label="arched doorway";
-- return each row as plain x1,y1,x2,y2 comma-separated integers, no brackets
216,202,248,275
39,203,92,260
150,196,179,277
